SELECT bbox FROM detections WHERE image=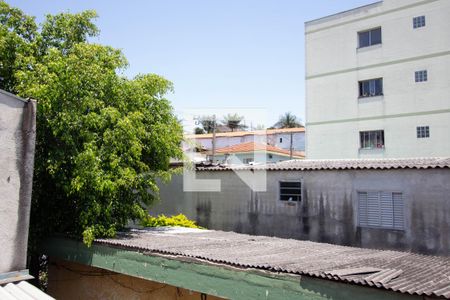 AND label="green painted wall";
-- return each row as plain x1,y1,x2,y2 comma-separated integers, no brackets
42,238,420,300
